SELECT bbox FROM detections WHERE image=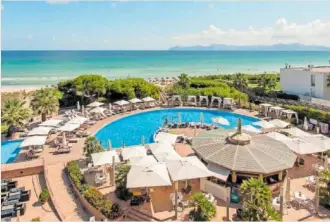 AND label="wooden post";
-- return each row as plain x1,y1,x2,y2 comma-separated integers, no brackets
279,185,284,219
226,187,231,221
175,181,178,219
278,171,283,181
315,176,320,215
232,172,237,183
111,156,115,186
